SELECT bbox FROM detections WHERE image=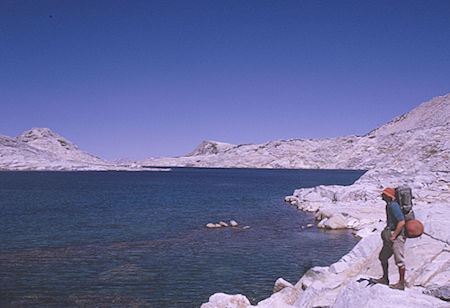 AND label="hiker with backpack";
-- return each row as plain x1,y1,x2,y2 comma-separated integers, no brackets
372,187,408,290
364,187,423,290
